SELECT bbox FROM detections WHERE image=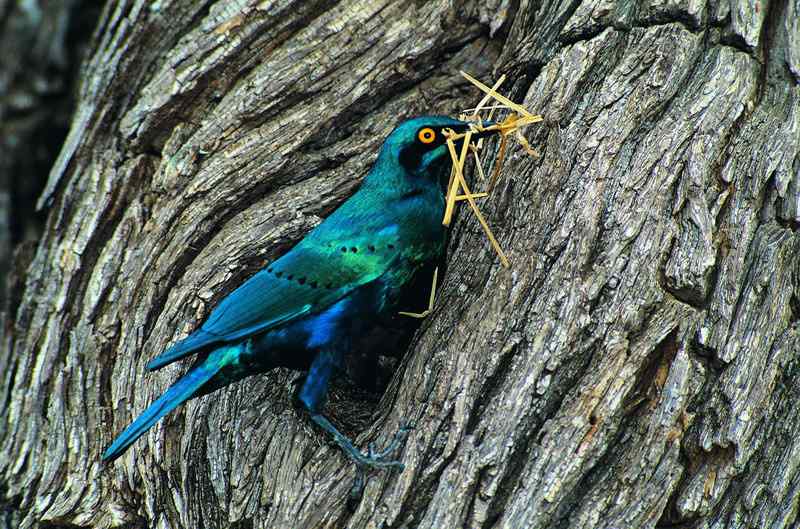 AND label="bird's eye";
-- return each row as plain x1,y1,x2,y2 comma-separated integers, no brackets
418,127,436,144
